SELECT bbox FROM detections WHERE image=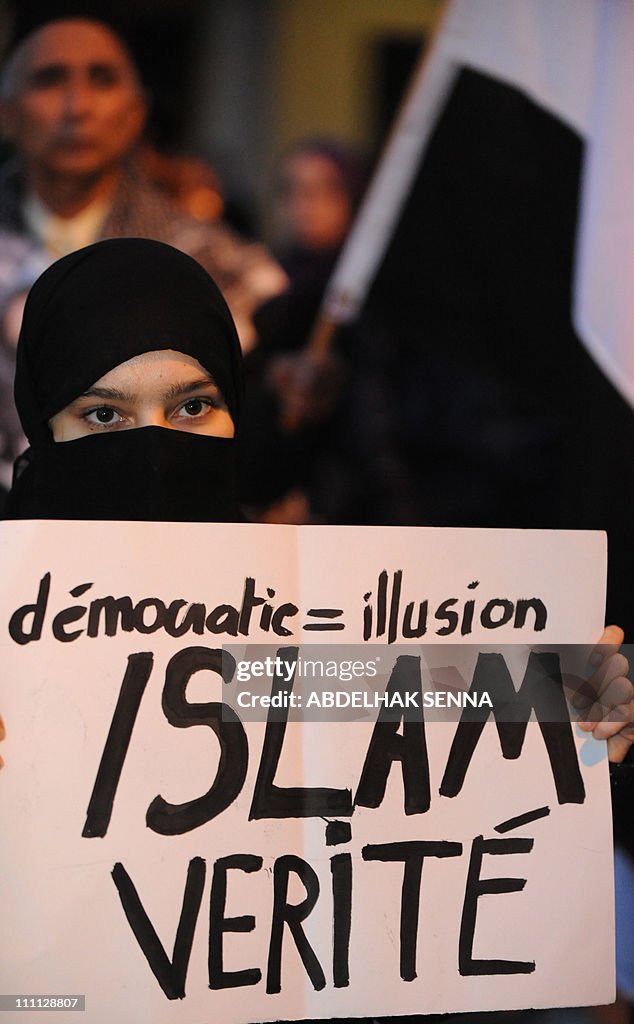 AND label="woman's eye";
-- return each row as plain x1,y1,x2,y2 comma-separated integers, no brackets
84,406,124,427
179,397,212,418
